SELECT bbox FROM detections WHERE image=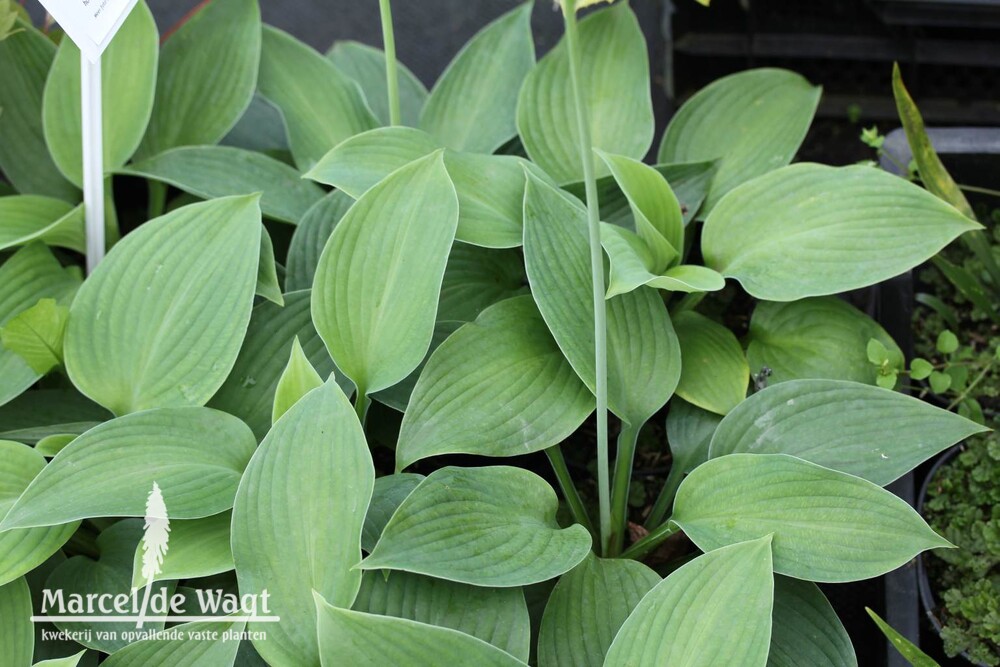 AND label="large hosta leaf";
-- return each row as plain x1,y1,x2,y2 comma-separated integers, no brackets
328,41,428,127
65,196,261,415
102,618,245,667
702,164,981,301
361,473,423,552
257,26,377,171
232,381,374,667
538,553,659,667
517,3,653,184
747,297,902,385
285,193,353,292
396,296,593,469
123,147,323,224
523,173,679,426
43,2,158,185
0,441,76,587
420,3,533,153
138,0,260,157
673,454,952,582
604,537,774,667
0,244,80,409
0,196,83,253
316,598,527,667
353,571,530,661
129,511,233,587
0,21,76,199
0,388,108,445
769,576,857,667
312,152,458,398
361,466,591,587
0,576,33,665
209,291,338,440
1,407,255,529
672,310,748,415
709,379,986,486
659,68,821,211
